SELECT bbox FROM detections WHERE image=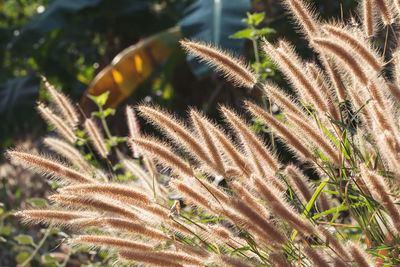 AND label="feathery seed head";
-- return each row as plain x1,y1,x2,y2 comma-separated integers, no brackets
283,0,320,38
7,150,94,184
285,164,313,204
190,109,226,175
126,105,141,158
221,105,280,173
312,38,368,86
285,112,341,165
17,209,97,226
322,24,382,72
137,105,213,167
119,250,183,267
263,83,308,119
302,246,329,267
360,166,400,232
122,159,159,196
37,102,77,143
60,183,151,207
346,241,373,267
101,217,168,241
70,235,153,251
316,225,351,260
213,254,253,267
362,0,376,37
263,40,318,104
43,137,92,173
229,197,287,245
245,101,314,160
49,194,139,221
180,40,257,88
130,136,194,177
374,0,393,25
169,179,219,214
207,123,252,177
41,76,79,128
251,174,314,235
84,118,109,159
